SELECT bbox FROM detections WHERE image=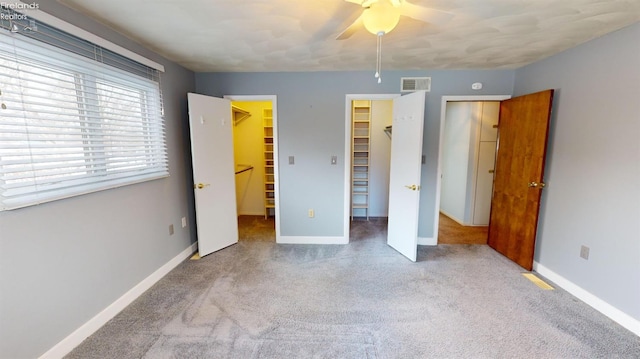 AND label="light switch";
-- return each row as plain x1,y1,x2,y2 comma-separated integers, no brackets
289,156,294,165
331,155,337,165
